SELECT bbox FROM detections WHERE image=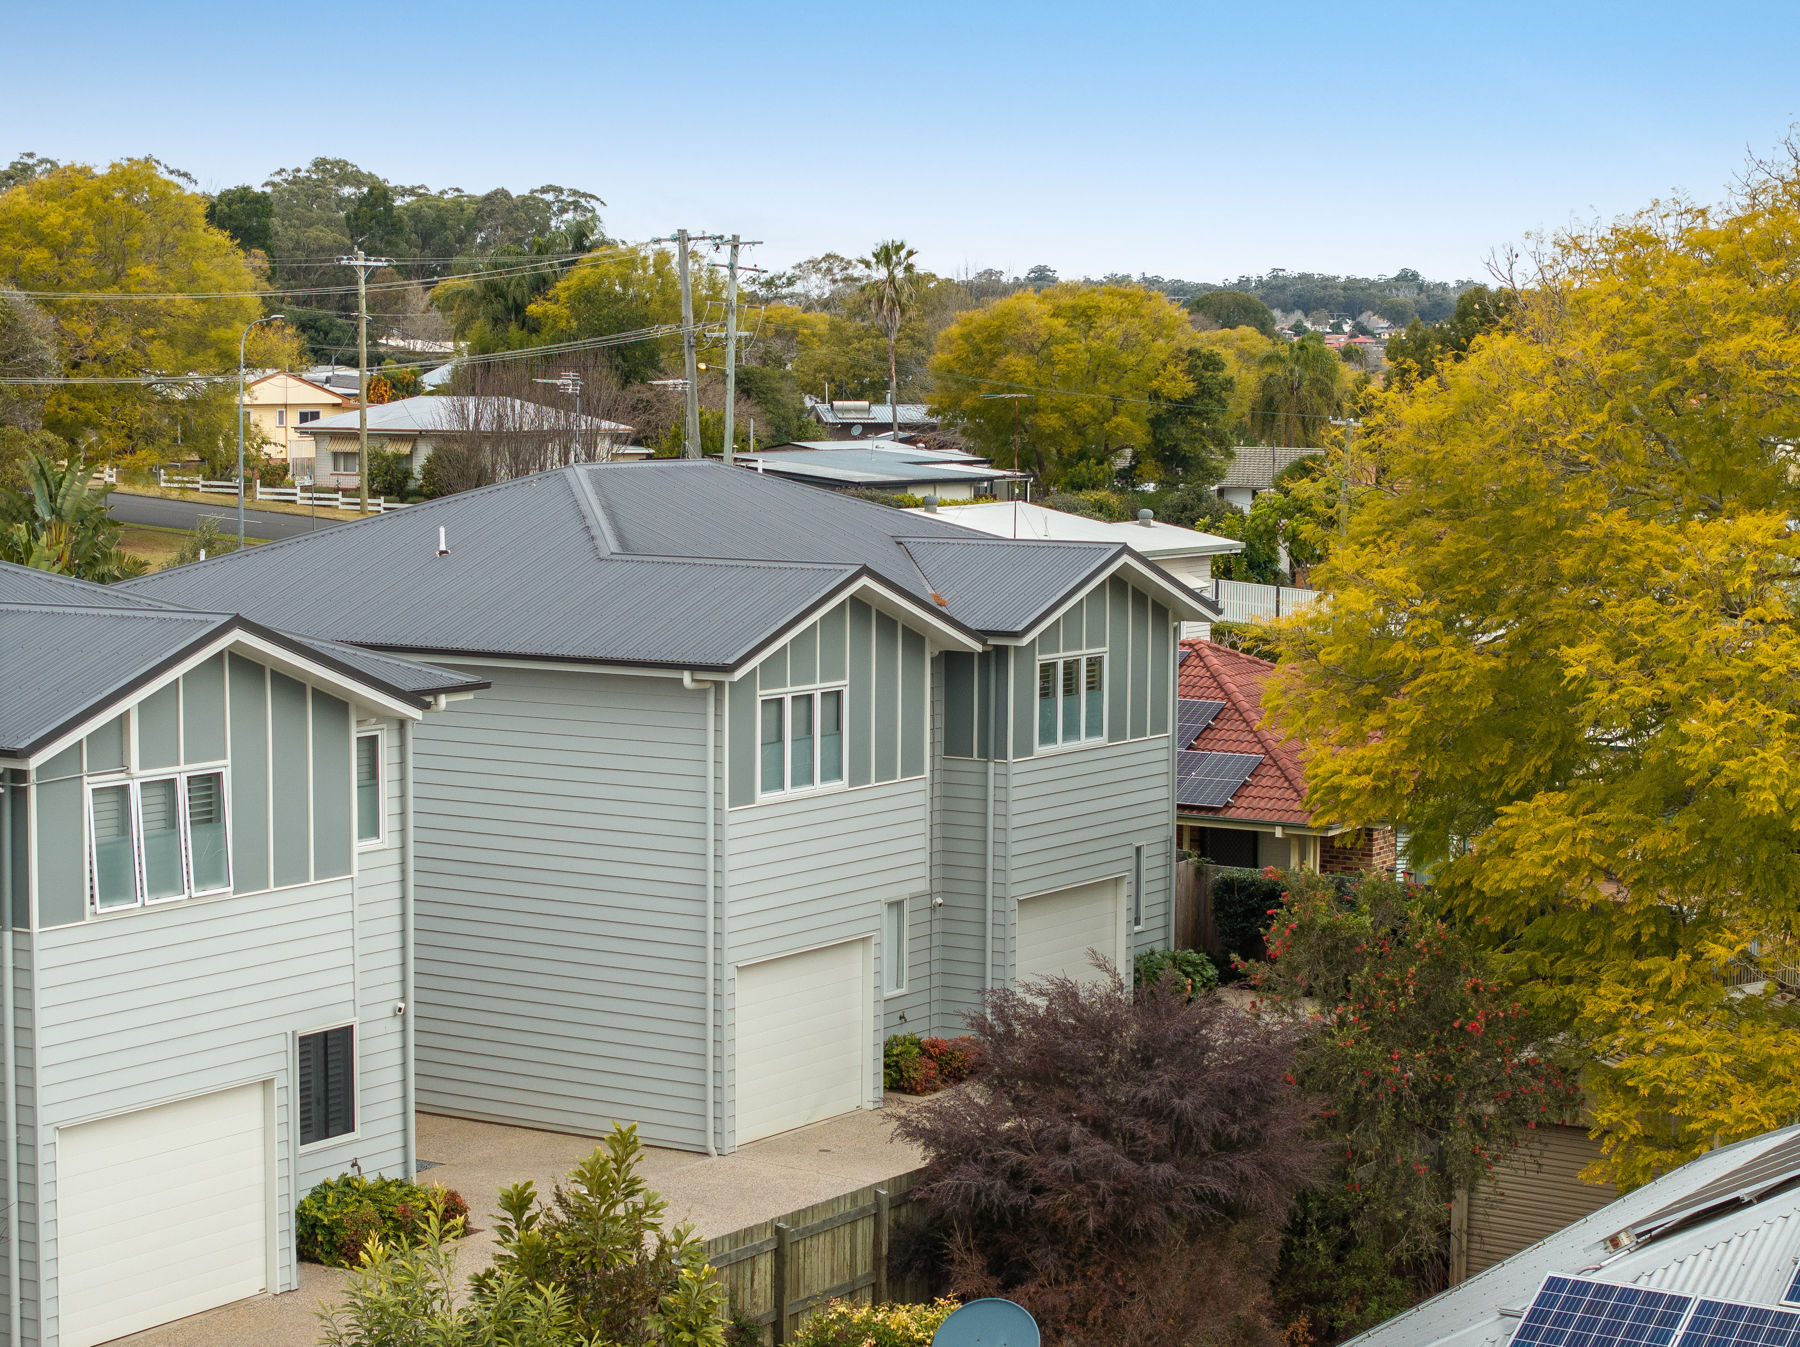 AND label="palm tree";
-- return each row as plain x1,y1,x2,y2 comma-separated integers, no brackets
1250,334,1342,447
860,240,920,441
